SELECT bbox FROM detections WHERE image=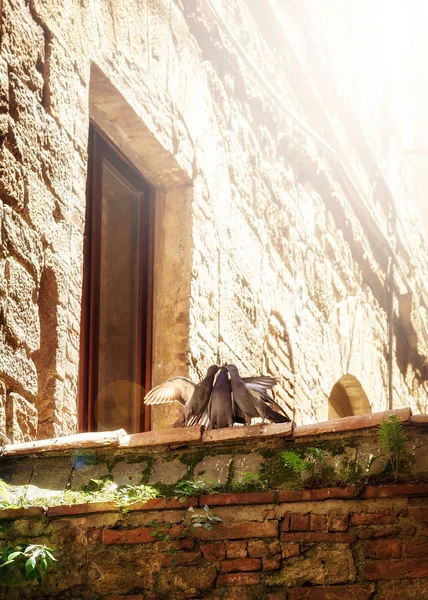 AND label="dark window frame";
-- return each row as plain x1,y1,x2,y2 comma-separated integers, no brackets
79,124,154,433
